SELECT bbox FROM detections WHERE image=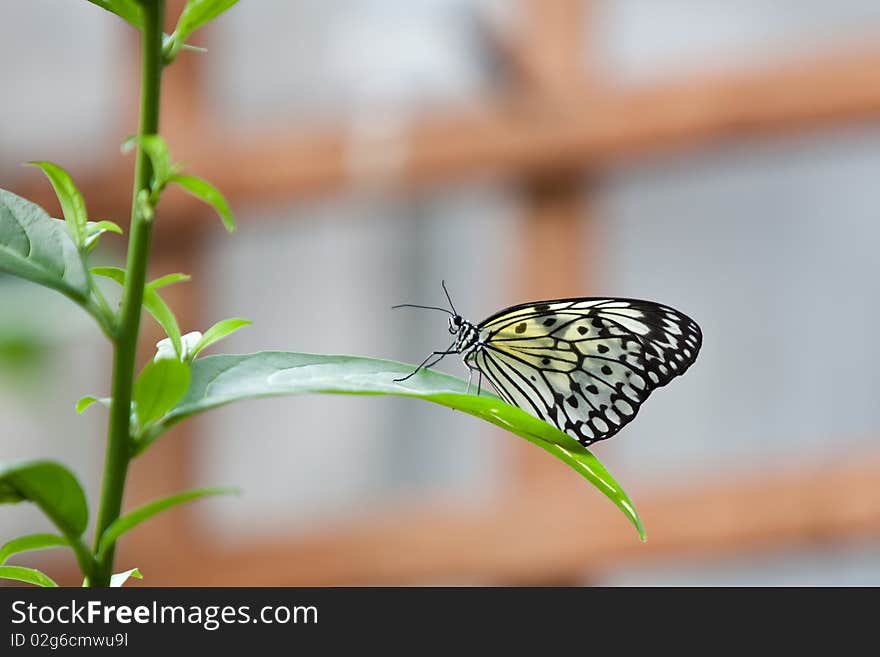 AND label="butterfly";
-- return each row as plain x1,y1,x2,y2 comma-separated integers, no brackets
395,282,701,446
